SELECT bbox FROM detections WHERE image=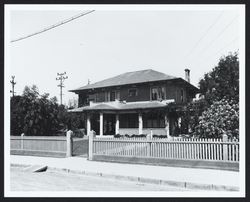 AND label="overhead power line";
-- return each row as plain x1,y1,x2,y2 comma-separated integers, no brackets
193,36,239,67
197,14,239,57
185,11,224,59
11,10,95,43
